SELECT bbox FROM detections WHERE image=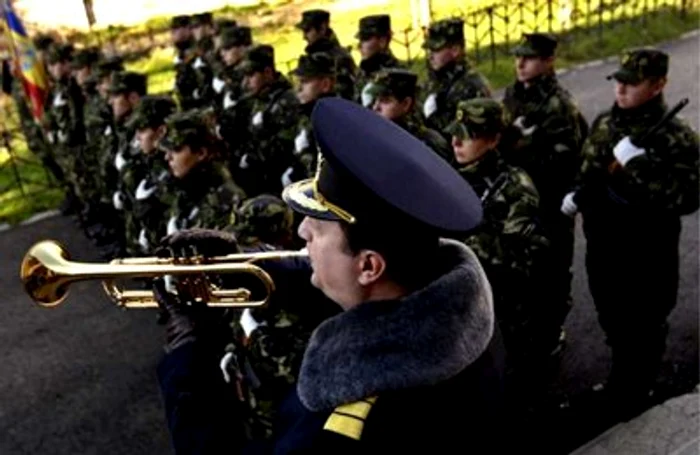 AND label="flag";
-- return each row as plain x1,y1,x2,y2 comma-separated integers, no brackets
2,0,49,121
